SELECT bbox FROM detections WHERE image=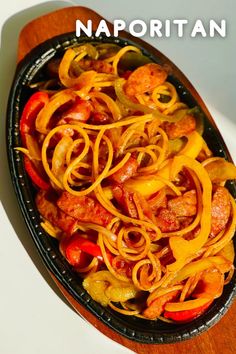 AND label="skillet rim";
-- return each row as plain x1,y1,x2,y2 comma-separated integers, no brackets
6,31,236,344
